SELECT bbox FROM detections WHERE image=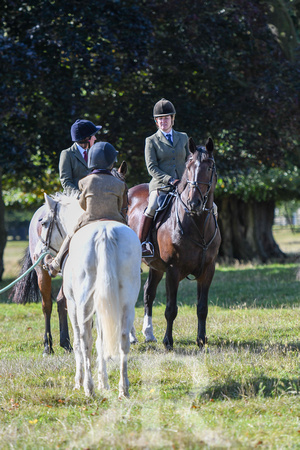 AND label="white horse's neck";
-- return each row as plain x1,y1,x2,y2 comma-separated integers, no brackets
55,194,83,235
